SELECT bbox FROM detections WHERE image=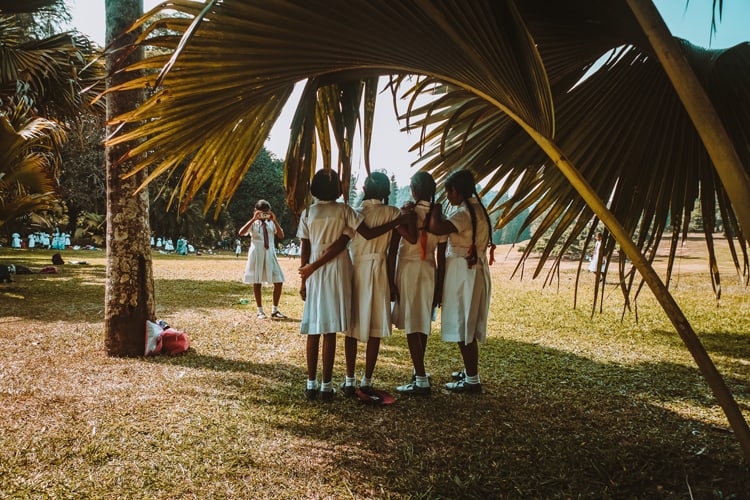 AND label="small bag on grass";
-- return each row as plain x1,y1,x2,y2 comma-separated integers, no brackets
145,320,191,356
